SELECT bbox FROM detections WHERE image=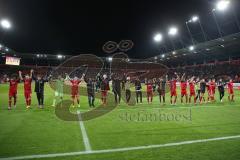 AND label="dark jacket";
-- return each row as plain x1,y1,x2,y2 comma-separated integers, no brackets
33,74,49,93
